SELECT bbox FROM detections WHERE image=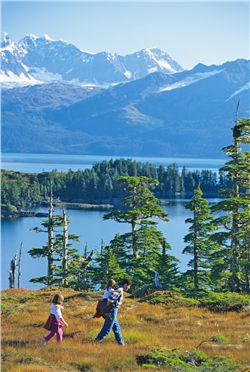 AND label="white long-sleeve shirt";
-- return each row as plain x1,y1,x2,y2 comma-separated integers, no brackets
112,287,124,307
50,303,62,321
102,287,124,306
102,288,114,300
